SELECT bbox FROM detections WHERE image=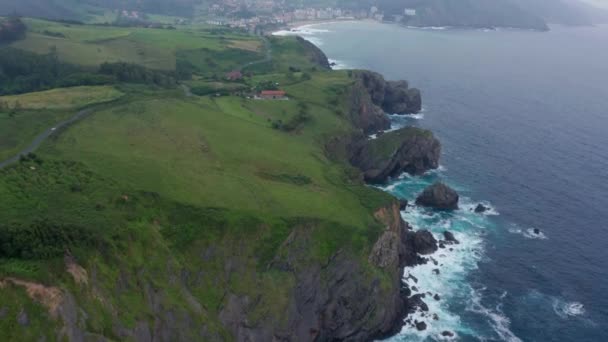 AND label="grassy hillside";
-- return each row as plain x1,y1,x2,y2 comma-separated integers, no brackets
0,21,399,341
0,86,123,110
11,18,263,72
